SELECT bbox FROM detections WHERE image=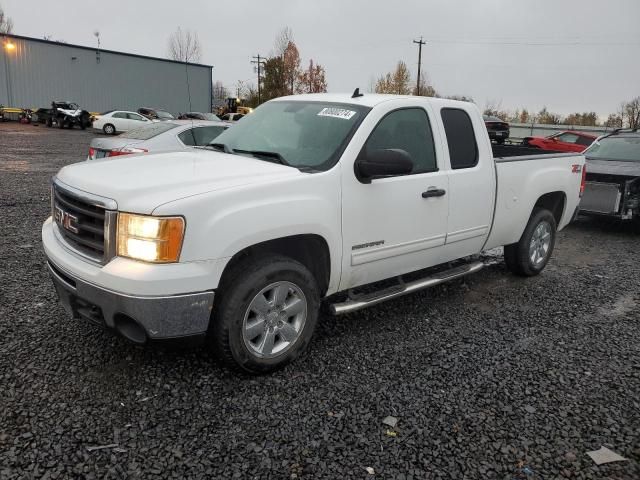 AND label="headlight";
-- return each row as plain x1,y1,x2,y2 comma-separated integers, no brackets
117,213,185,263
